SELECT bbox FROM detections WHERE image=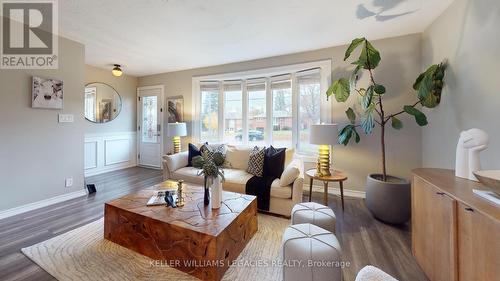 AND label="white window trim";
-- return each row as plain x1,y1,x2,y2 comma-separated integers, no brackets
192,60,332,154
